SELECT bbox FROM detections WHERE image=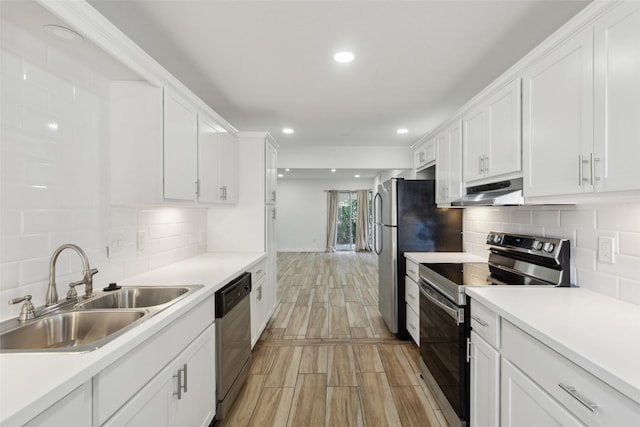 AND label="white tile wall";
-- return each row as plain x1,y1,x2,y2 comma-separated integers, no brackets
464,203,640,306
0,17,206,321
